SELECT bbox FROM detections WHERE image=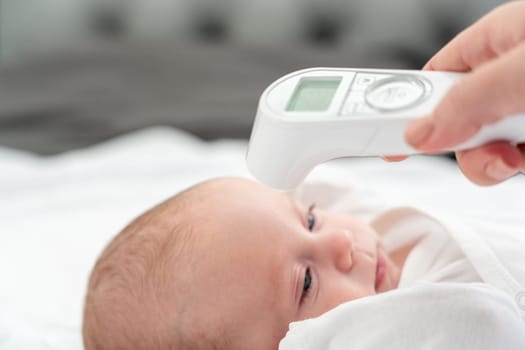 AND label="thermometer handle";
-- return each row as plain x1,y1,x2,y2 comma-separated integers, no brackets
362,113,525,156
247,68,525,190
449,114,525,150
